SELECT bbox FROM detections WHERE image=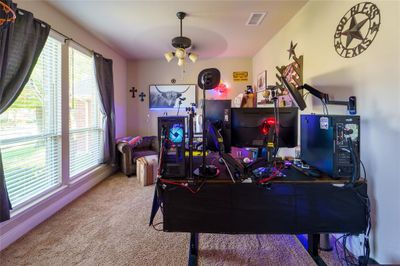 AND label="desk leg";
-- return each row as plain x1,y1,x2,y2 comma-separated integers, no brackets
297,234,327,266
188,232,198,266
307,234,327,266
